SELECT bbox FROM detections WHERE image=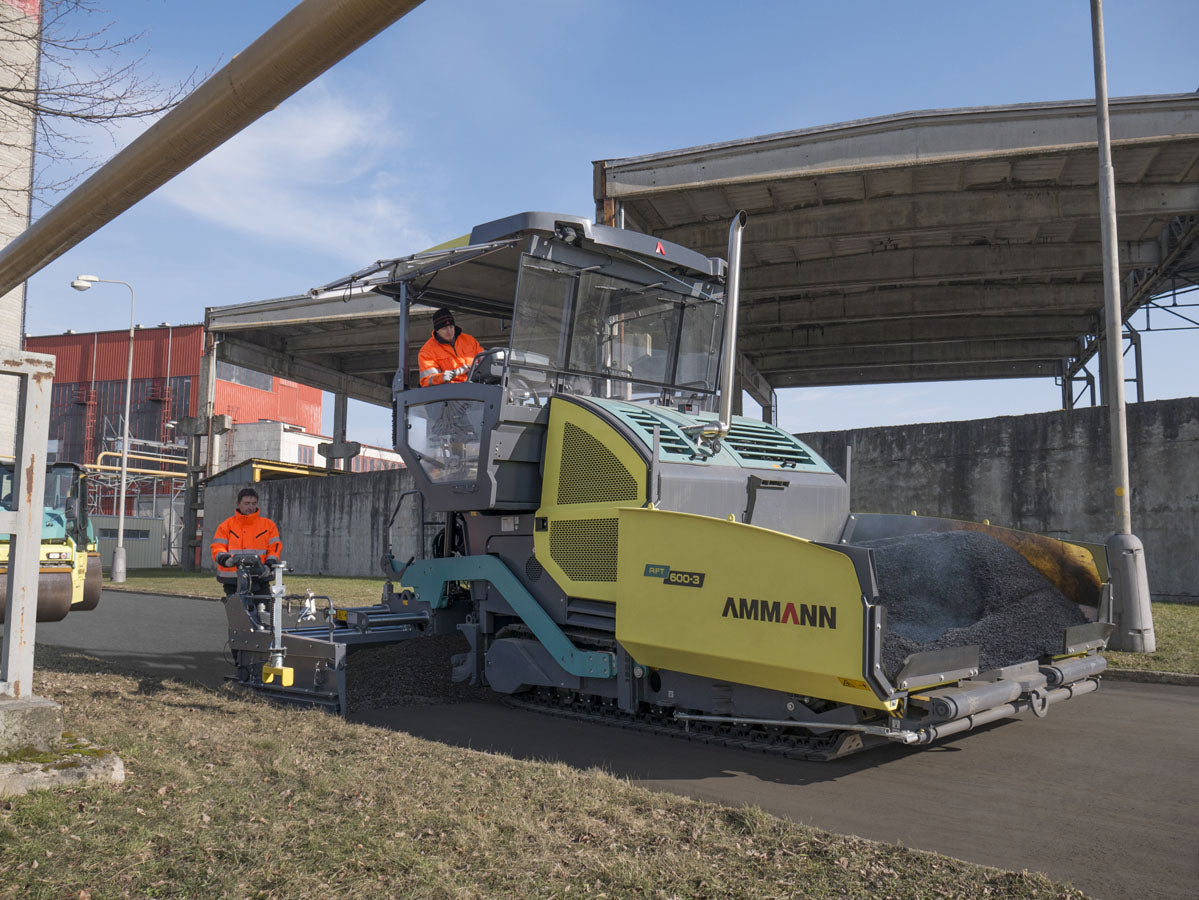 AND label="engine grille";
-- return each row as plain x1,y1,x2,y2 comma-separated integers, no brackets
549,518,618,581
557,422,638,504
